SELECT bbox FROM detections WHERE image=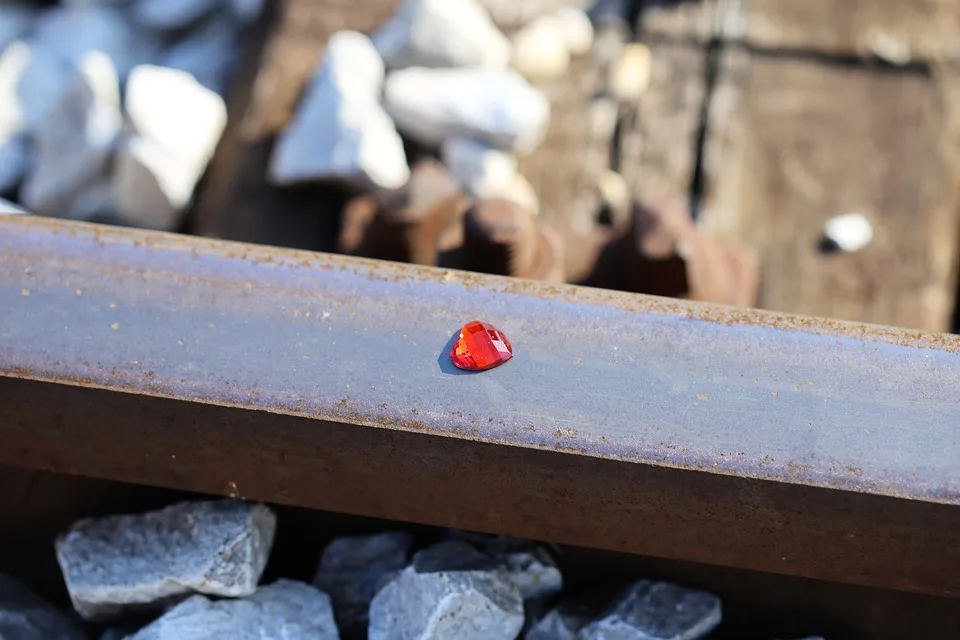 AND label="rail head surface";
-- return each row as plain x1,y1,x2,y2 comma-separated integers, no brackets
1,216,959,595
